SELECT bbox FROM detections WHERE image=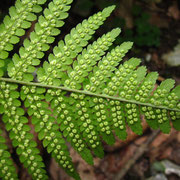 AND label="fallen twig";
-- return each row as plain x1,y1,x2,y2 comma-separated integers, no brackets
114,130,160,180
